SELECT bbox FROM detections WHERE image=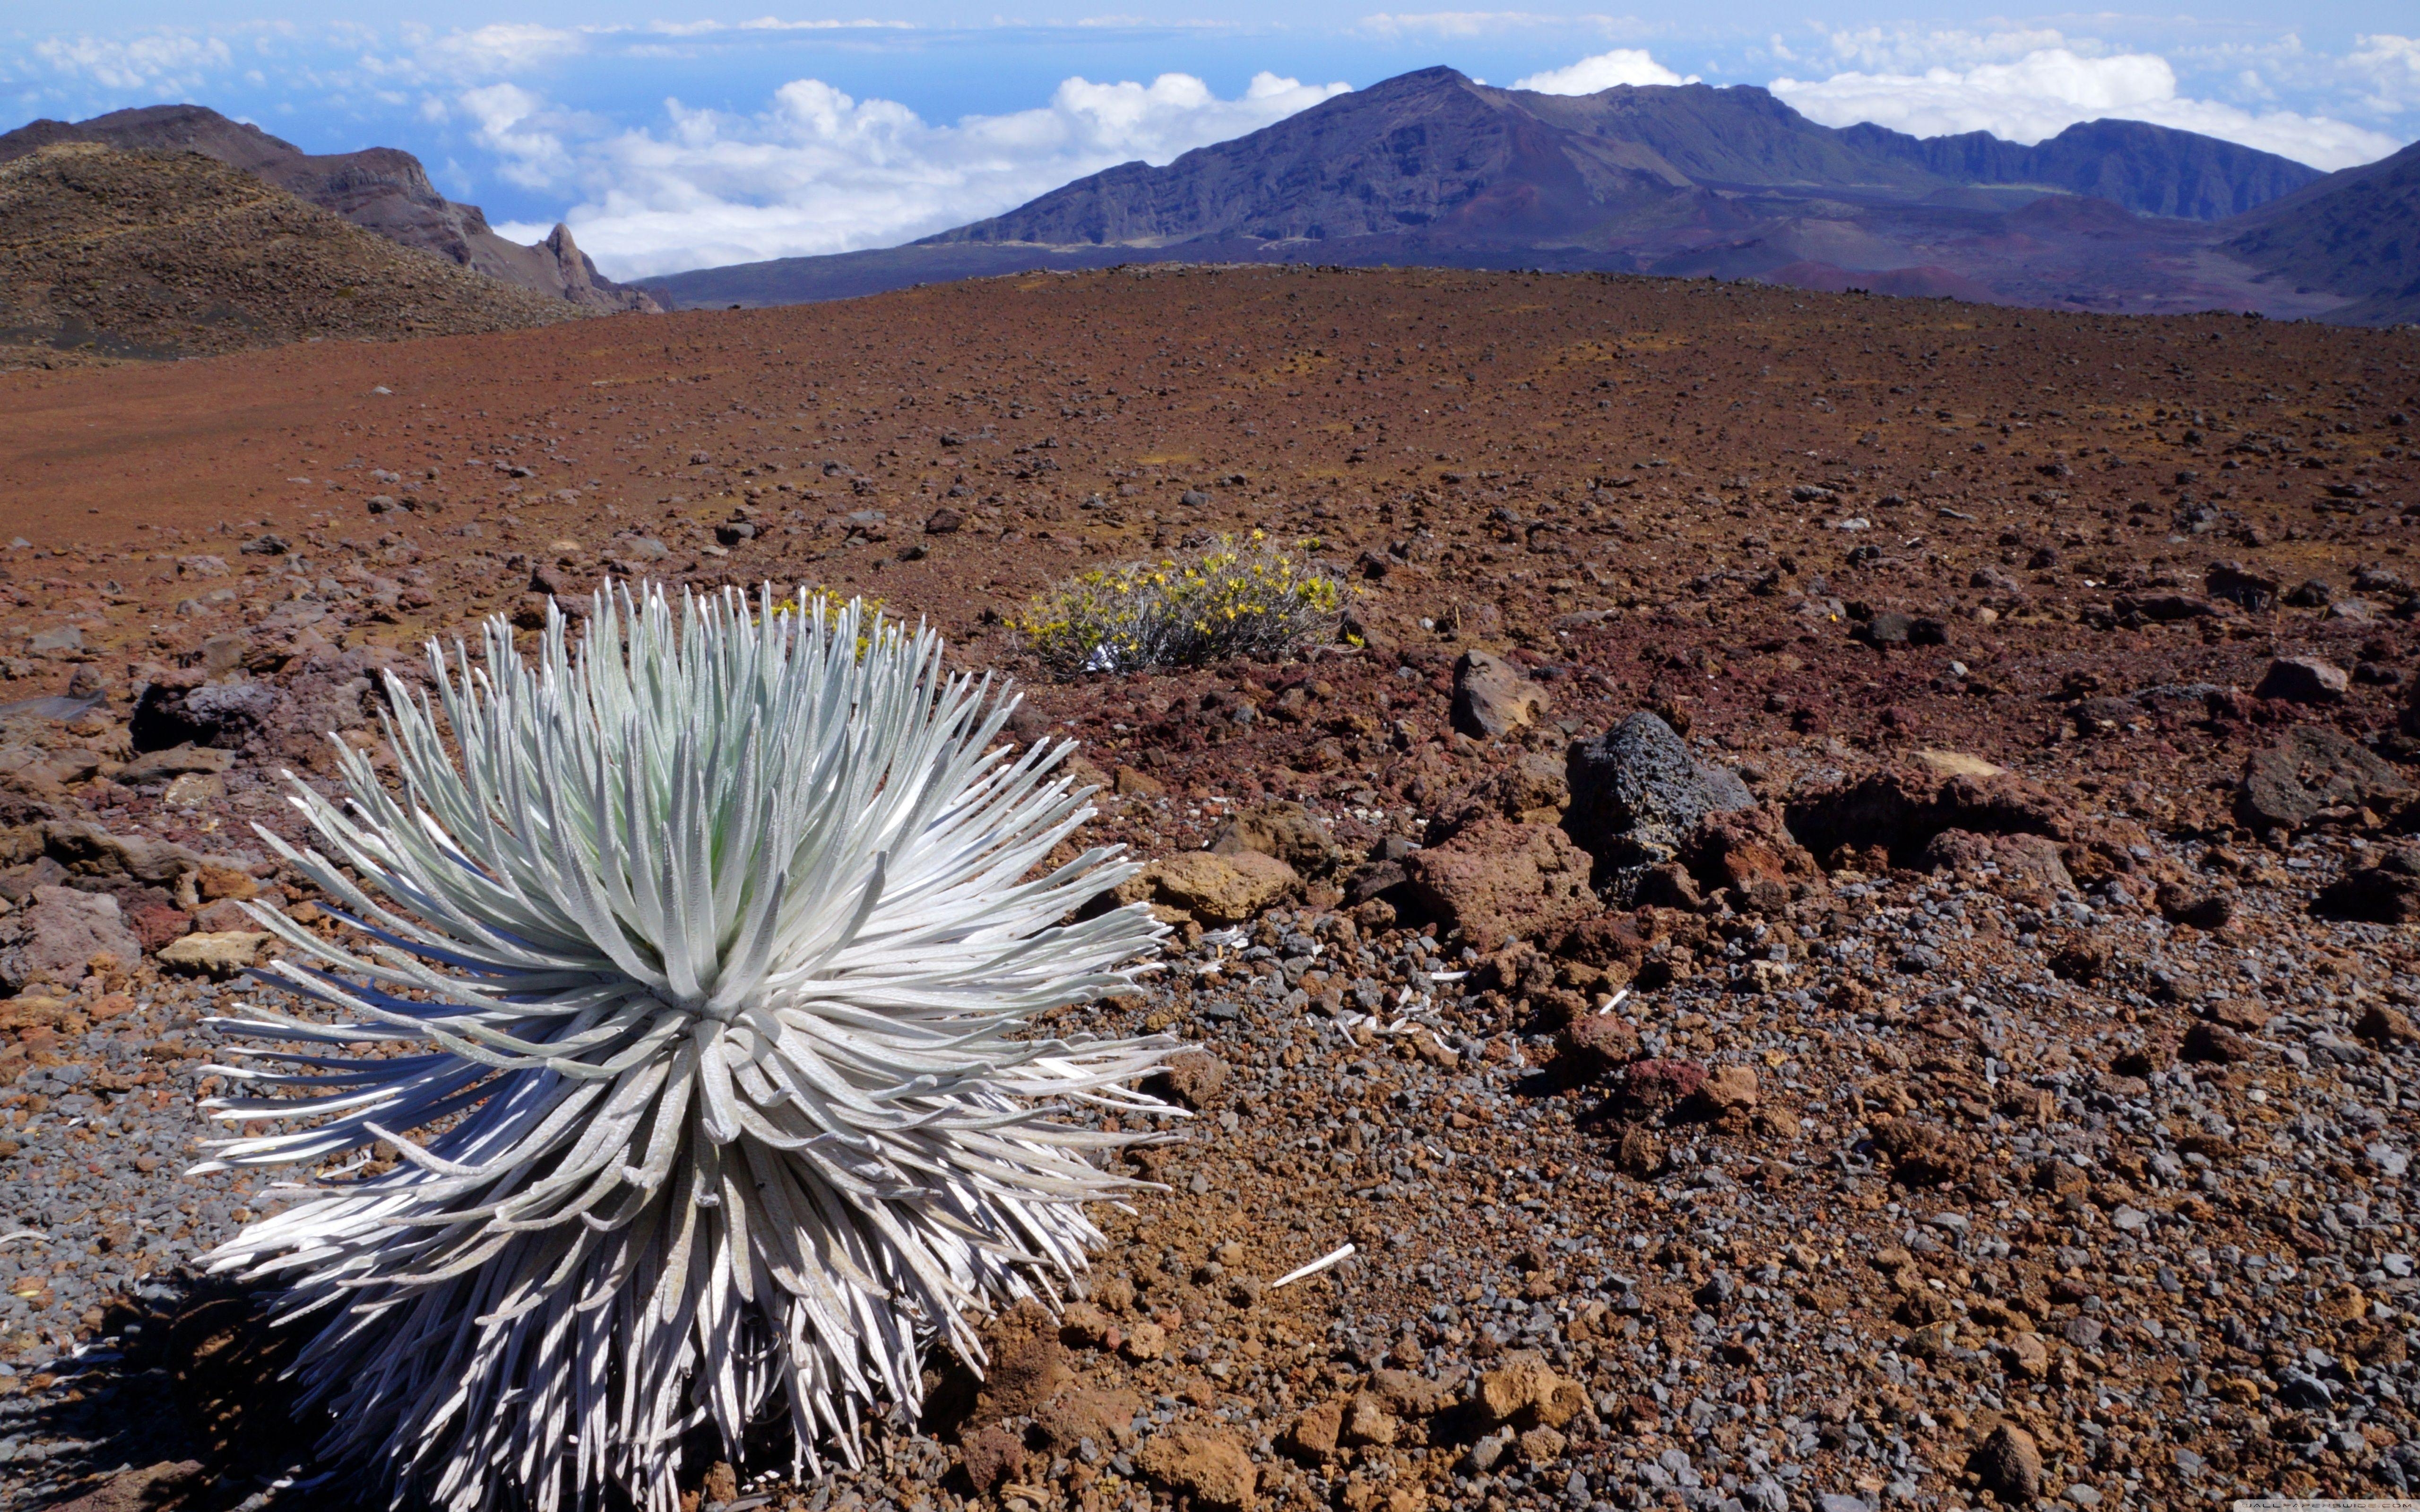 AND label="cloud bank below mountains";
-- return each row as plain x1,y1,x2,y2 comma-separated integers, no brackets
1772,46,2402,171
475,71,1351,279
